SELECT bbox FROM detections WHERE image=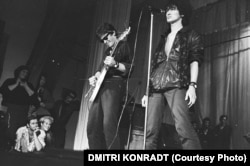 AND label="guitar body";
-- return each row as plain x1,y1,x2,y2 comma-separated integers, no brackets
89,66,108,102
